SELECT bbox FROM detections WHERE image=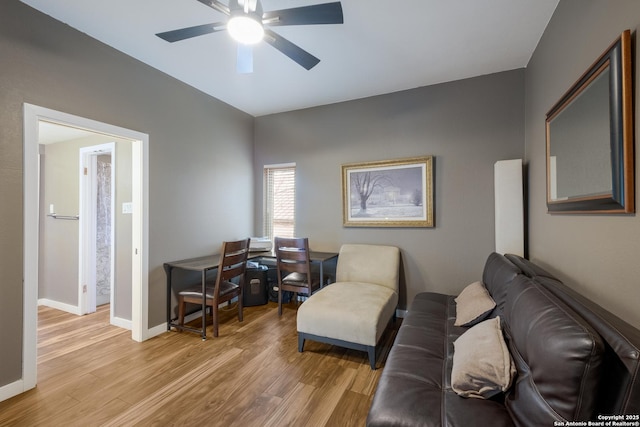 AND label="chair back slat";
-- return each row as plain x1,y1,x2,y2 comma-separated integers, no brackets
224,239,250,253
220,263,246,282
275,237,311,275
222,251,249,270
278,249,309,262
216,238,250,290
278,262,308,274
278,252,310,274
